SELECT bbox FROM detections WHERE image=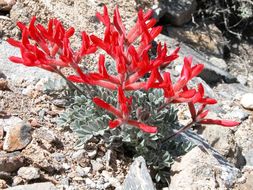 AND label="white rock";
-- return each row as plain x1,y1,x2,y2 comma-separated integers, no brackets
169,147,240,190
240,93,253,110
209,56,228,71
18,167,40,180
